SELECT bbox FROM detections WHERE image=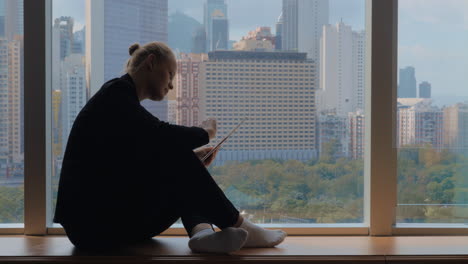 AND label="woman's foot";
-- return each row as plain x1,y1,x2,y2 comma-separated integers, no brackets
188,227,248,253
239,218,287,248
